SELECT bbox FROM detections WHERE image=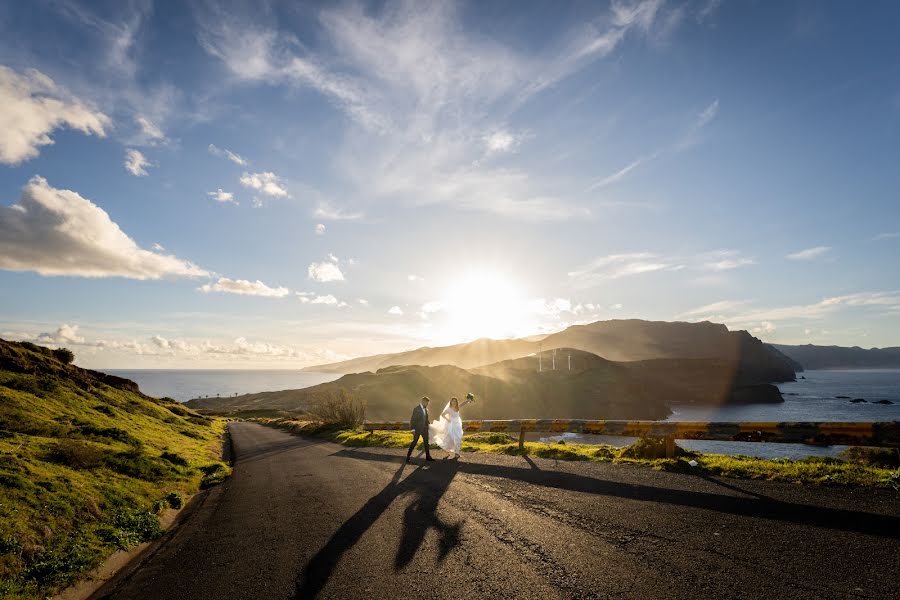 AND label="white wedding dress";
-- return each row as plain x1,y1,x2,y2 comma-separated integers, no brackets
429,403,463,455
